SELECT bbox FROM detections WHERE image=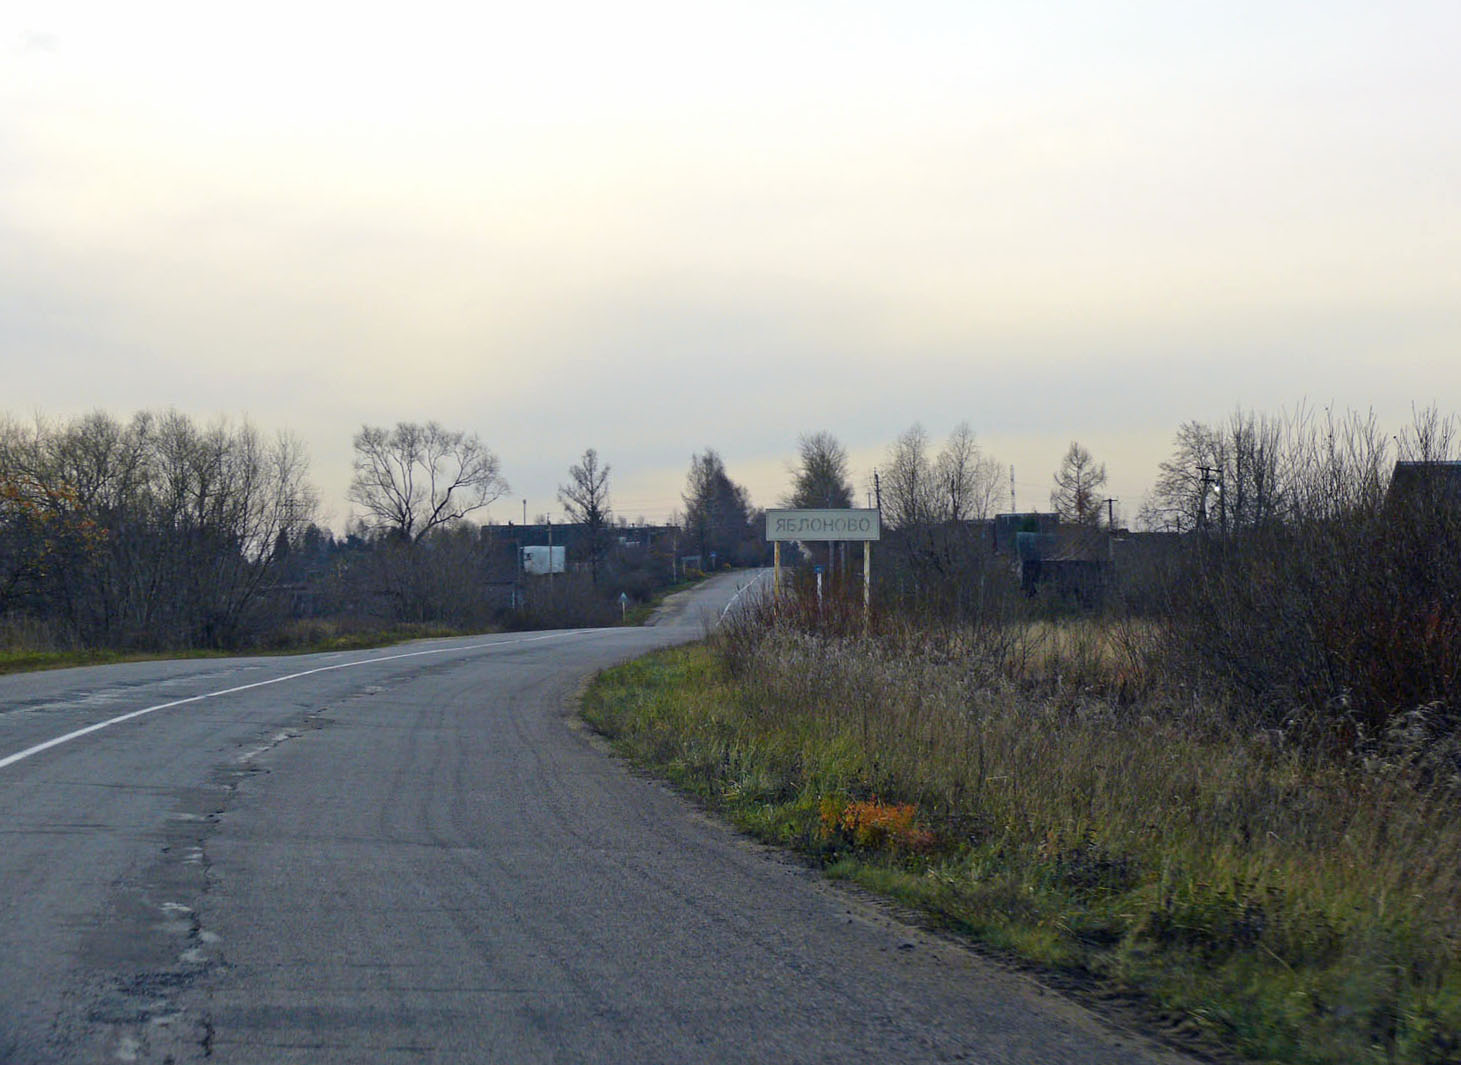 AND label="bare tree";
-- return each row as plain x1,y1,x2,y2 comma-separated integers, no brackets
1,410,317,647
1143,410,1282,532
1226,410,1283,529
1280,404,1389,524
132,412,318,645
348,422,507,542
1158,405,1461,742
785,431,854,510
882,424,936,529
935,422,1003,522
1142,422,1219,532
1050,441,1107,525
558,448,611,585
